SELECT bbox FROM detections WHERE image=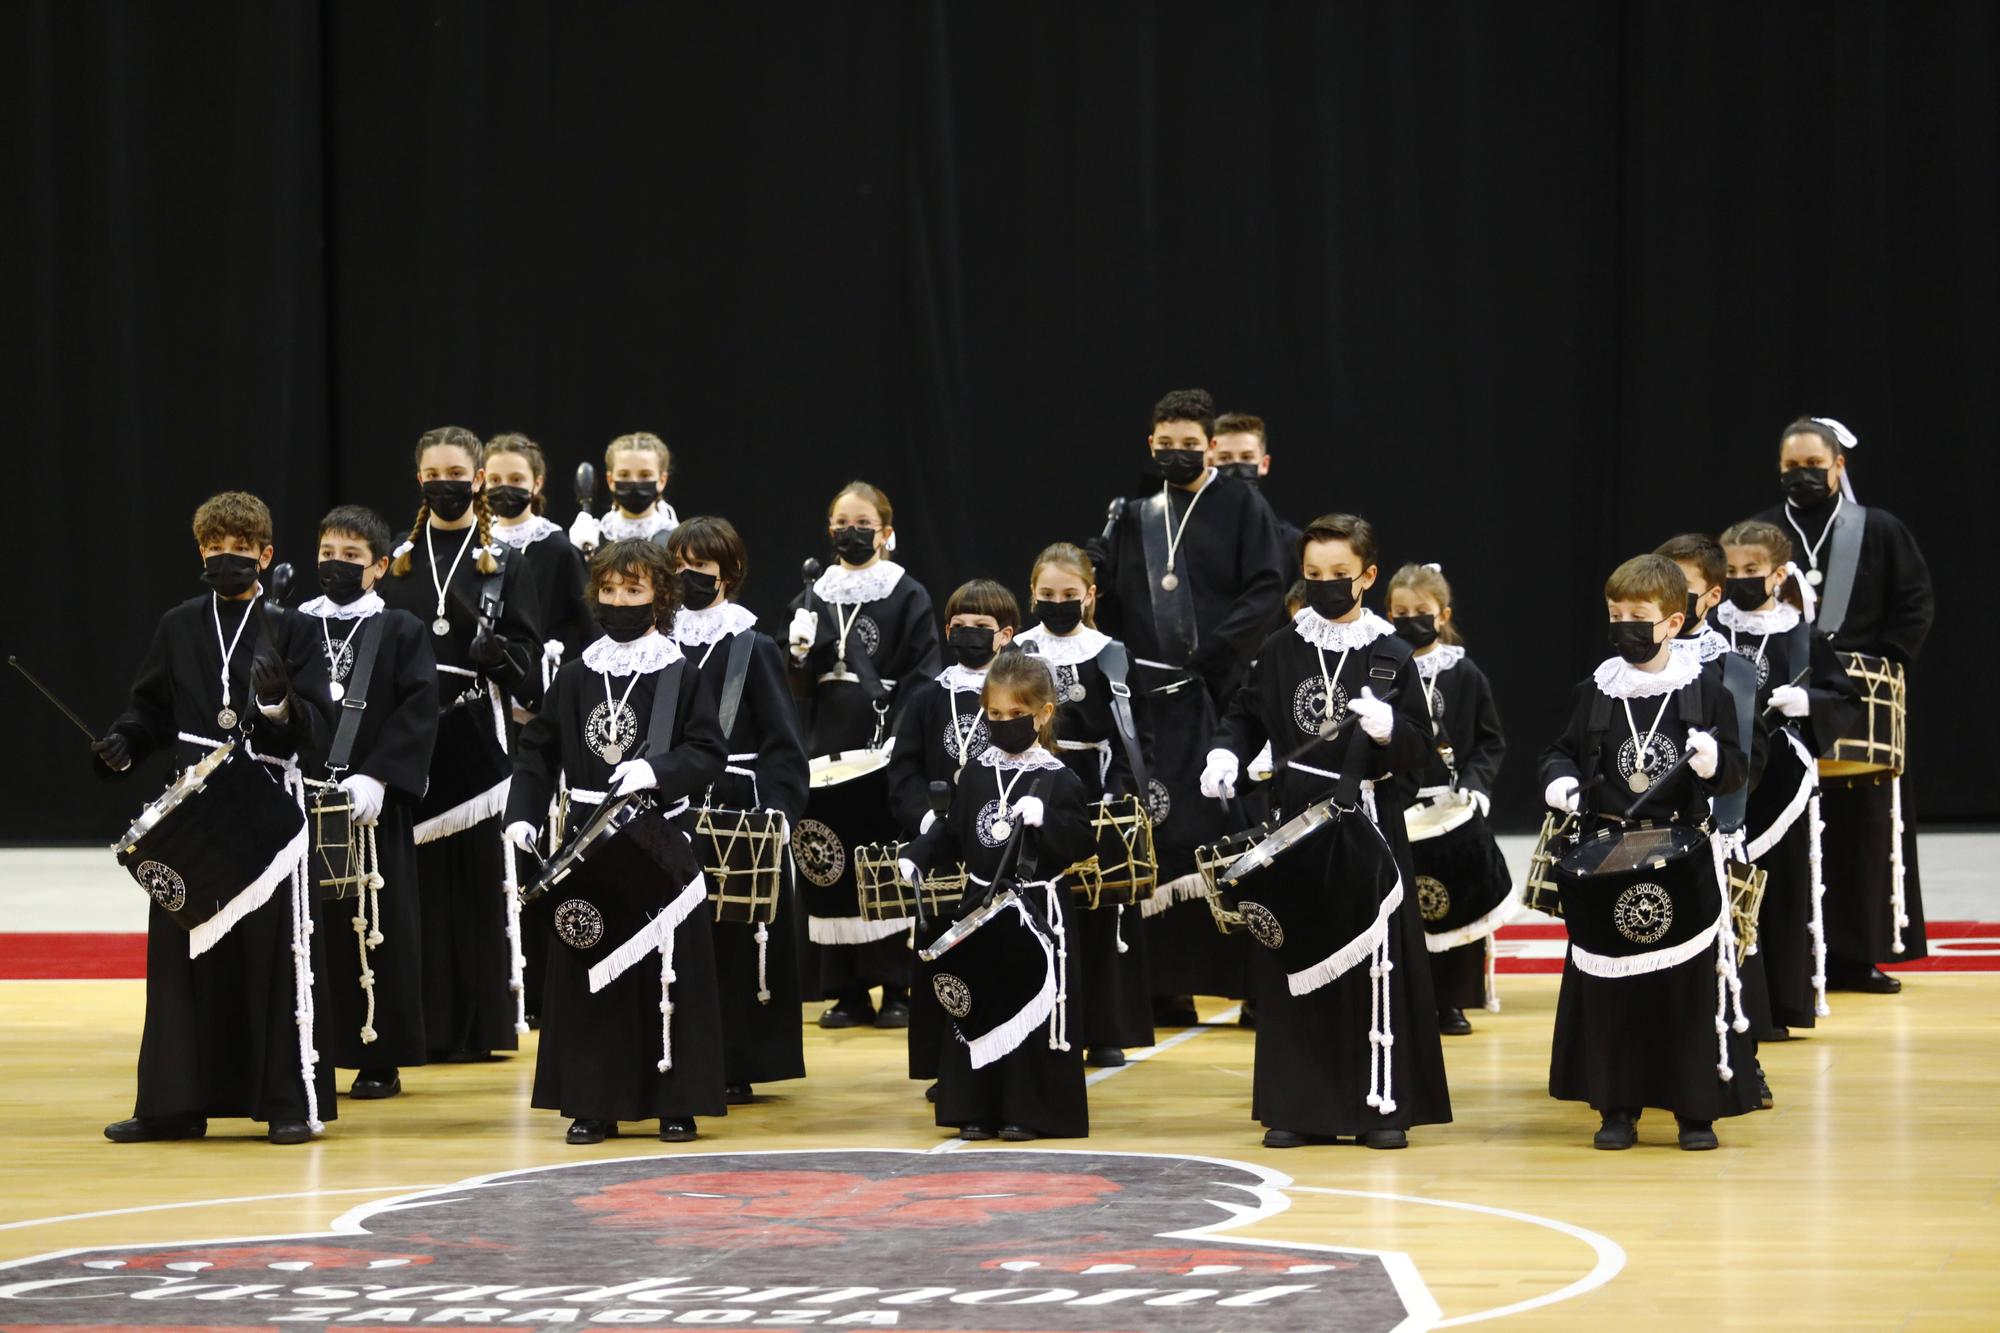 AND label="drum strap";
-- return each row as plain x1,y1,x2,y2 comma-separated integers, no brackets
1711,652,1758,833
1136,491,1199,664
647,659,688,756
716,629,756,740
1094,639,1152,798
1815,502,1868,636
325,617,386,776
